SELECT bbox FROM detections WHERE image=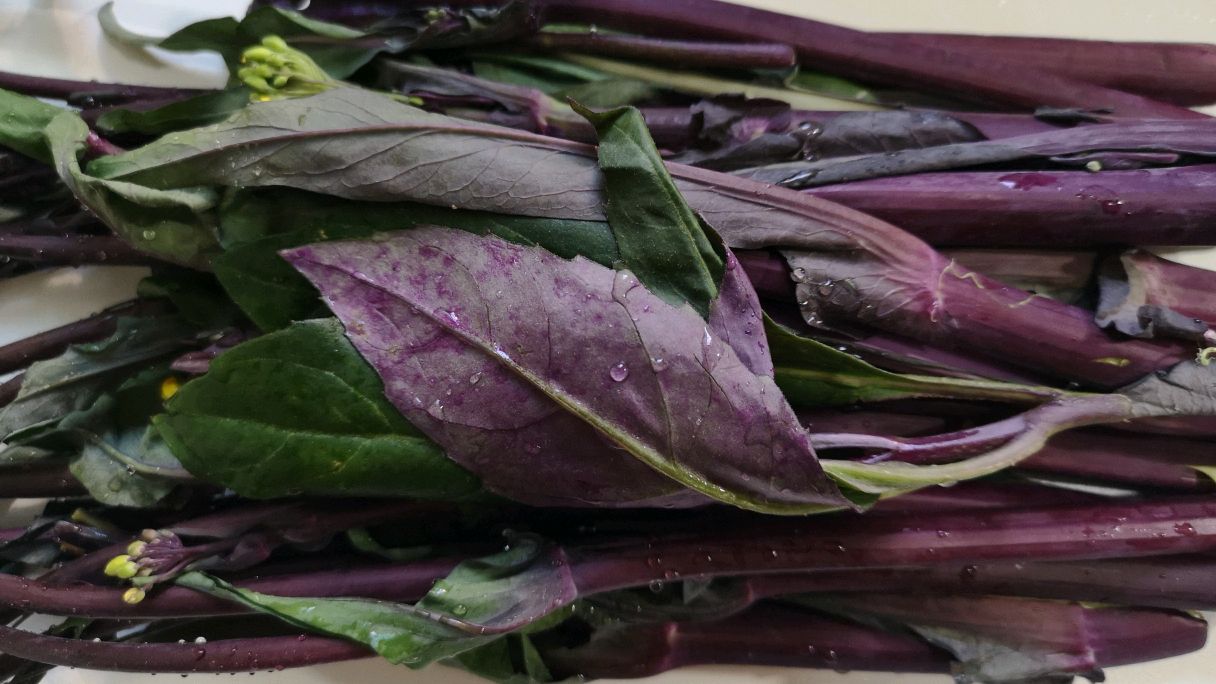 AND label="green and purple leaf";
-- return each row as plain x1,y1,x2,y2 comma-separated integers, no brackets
284,228,849,512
